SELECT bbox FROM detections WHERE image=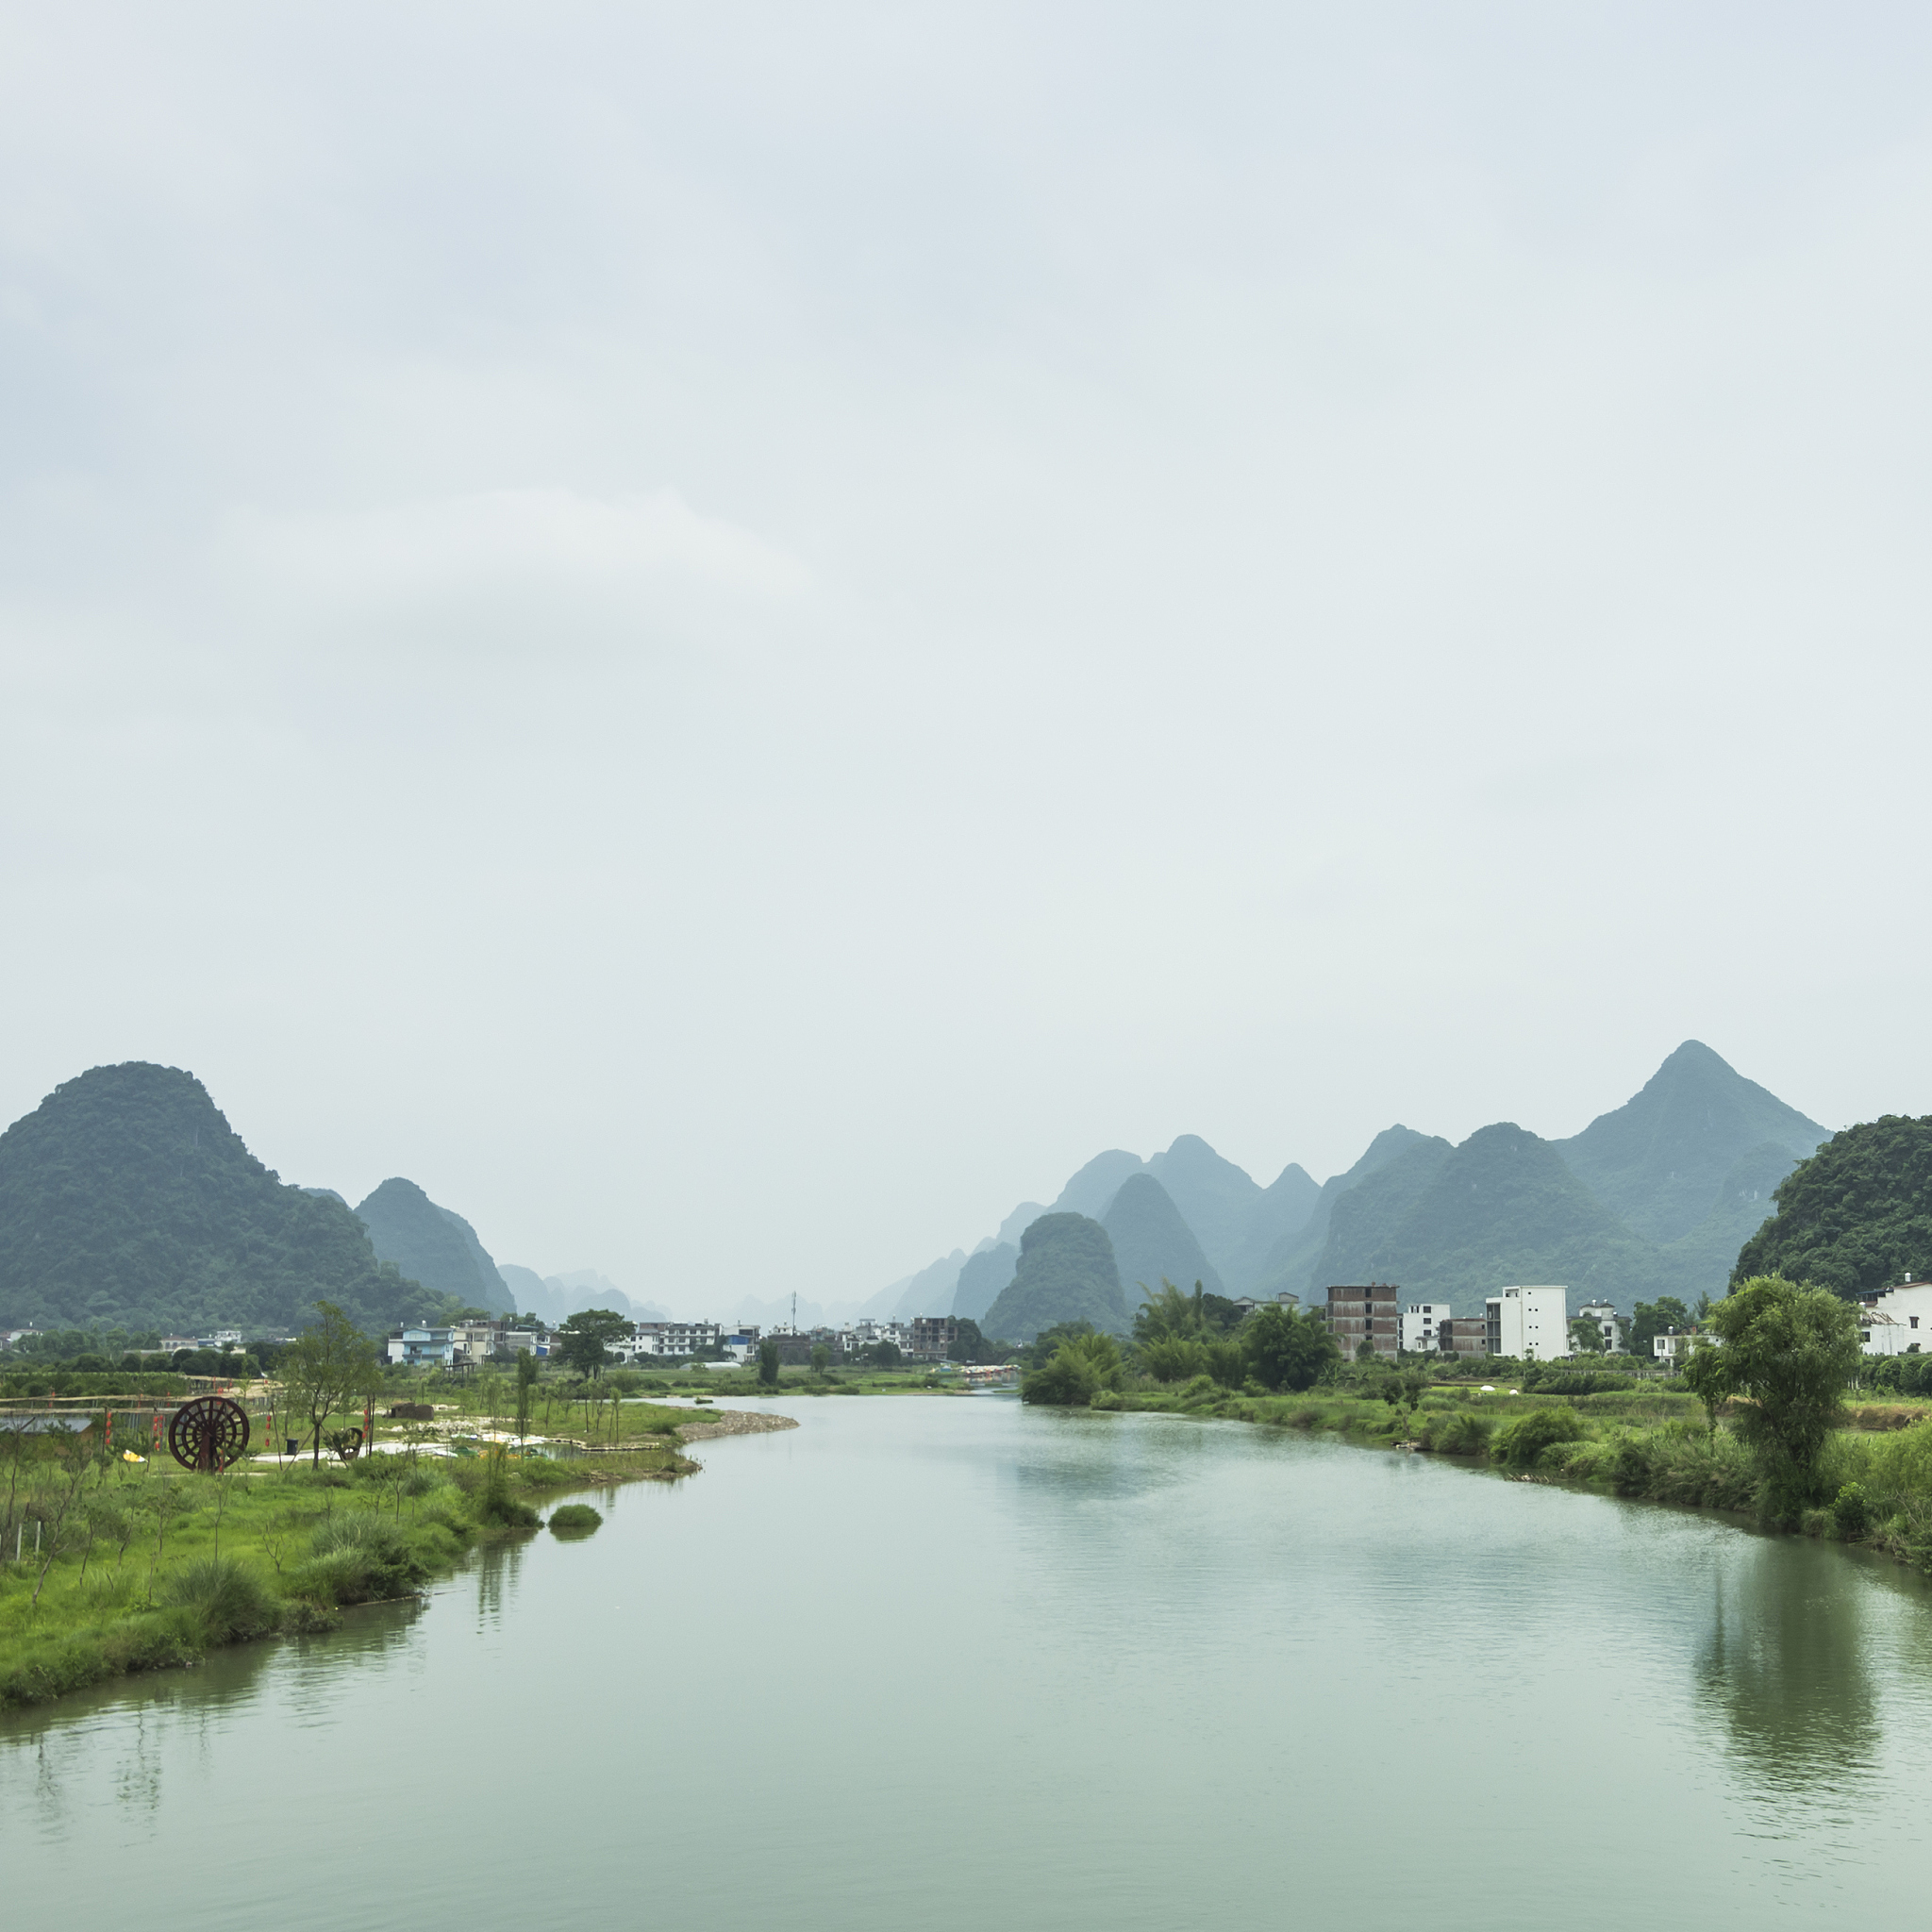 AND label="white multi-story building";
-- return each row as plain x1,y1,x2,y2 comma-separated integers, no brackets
1574,1301,1624,1353
1855,1278,1932,1356
1399,1303,1453,1353
849,1319,912,1353
622,1321,724,1360
1485,1287,1570,1361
